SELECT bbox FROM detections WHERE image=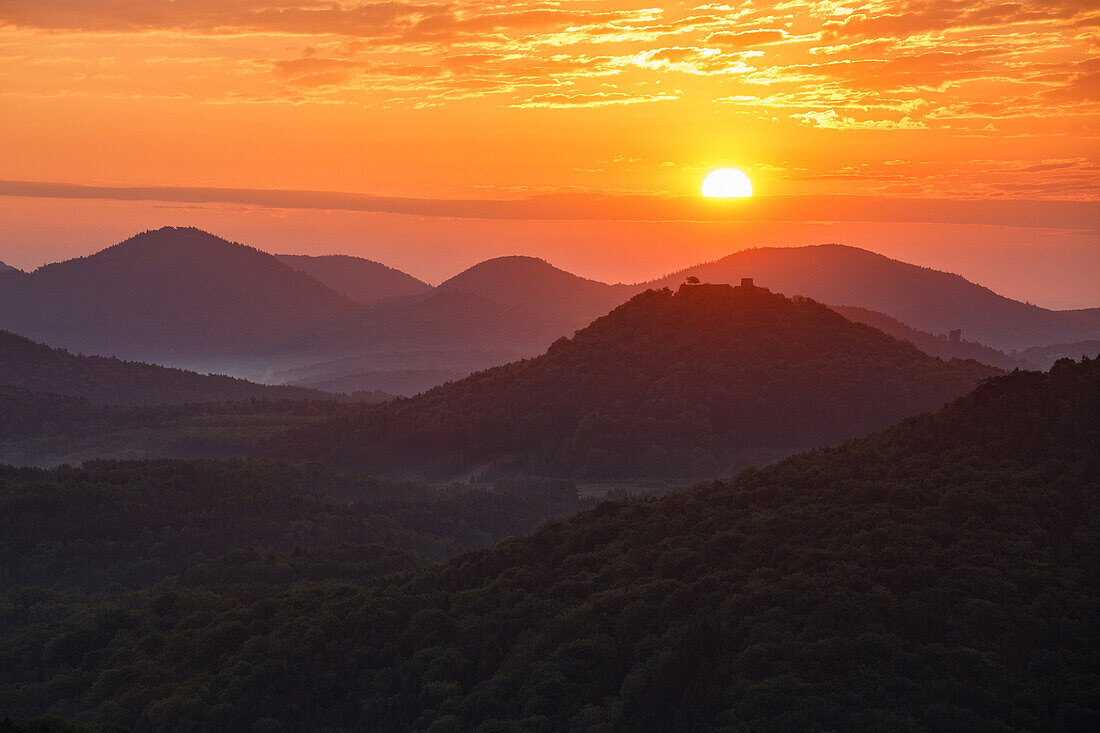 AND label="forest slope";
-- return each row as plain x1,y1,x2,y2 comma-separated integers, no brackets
269,283,1000,479
0,330,333,405
2,358,1094,730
